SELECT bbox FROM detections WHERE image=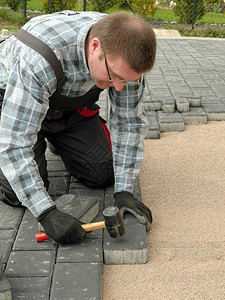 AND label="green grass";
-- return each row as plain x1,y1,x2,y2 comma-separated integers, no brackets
147,7,225,25
0,7,24,25
147,8,179,22
26,0,45,11
198,12,225,25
